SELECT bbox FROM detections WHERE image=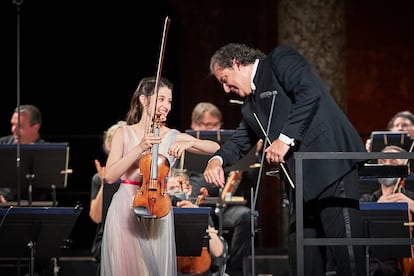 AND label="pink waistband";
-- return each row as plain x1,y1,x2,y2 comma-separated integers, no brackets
121,179,141,186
